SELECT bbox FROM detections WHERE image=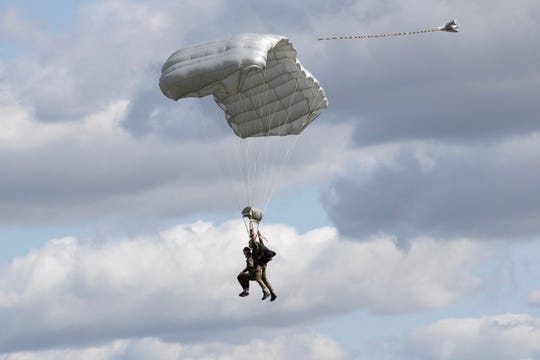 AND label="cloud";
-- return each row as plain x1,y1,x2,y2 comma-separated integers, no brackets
314,0,540,145
1,0,181,122
0,220,489,352
323,137,540,240
1,1,538,358
376,313,540,360
0,331,350,360
0,0,352,227
0,74,350,226
1,0,328,124
3,0,539,235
